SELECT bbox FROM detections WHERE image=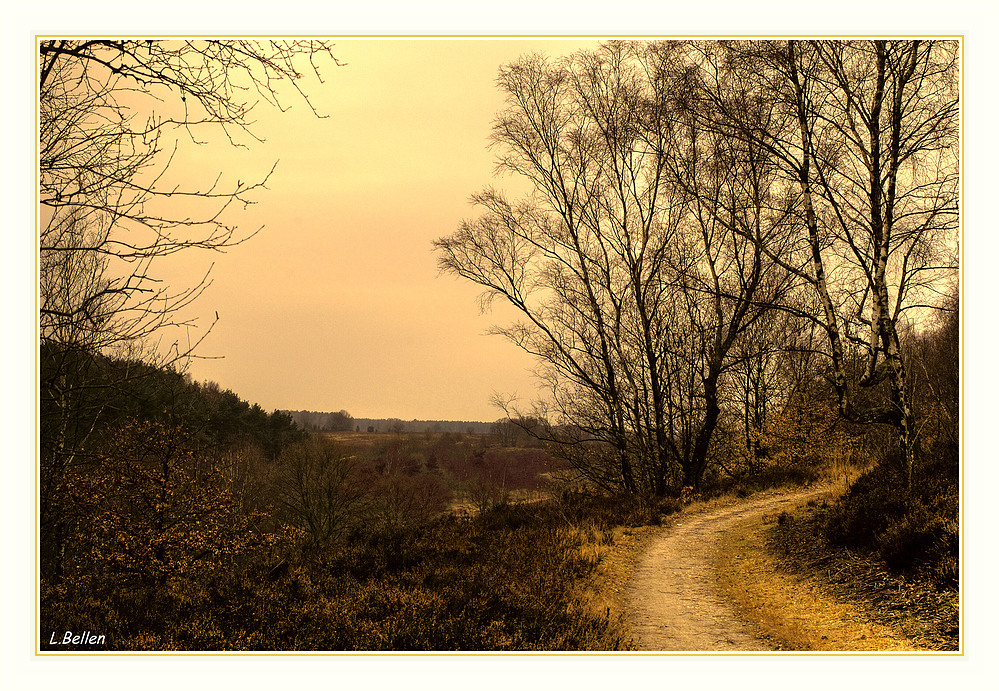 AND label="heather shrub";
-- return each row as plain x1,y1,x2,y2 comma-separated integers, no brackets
877,503,959,586
824,446,958,587
825,462,911,546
